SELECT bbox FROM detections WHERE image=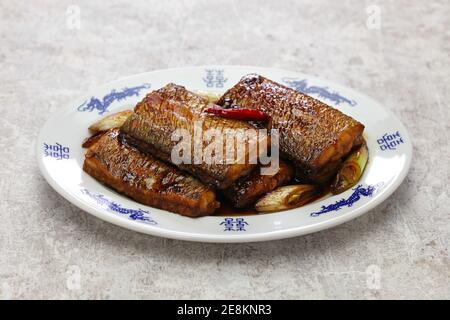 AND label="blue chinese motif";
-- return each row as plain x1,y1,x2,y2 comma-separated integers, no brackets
310,185,375,217
377,131,404,151
81,189,157,225
282,78,357,106
77,83,151,115
43,143,70,160
203,69,228,88
220,217,249,231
